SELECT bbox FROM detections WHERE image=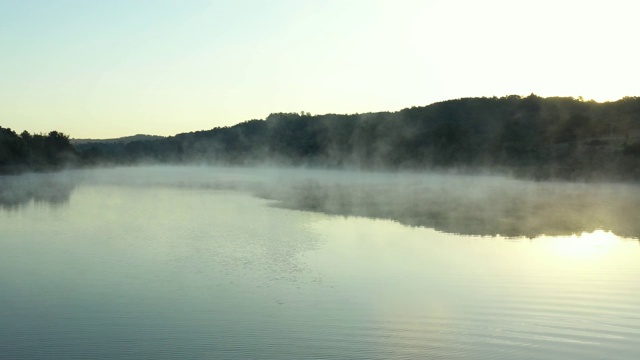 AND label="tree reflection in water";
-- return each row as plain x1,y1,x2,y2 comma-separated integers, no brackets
0,174,75,210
